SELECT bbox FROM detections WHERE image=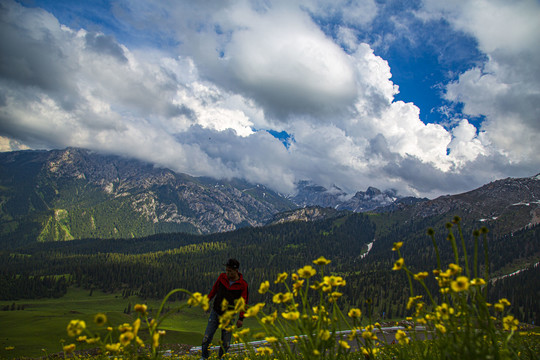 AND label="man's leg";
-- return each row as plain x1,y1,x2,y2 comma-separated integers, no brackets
219,326,233,358
201,310,219,359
